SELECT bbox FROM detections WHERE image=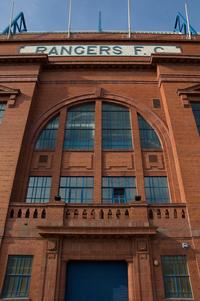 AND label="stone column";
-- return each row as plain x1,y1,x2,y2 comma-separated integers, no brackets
94,99,102,204
50,108,67,200
127,260,135,301
131,109,145,202
136,239,154,301
43,239,60,301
